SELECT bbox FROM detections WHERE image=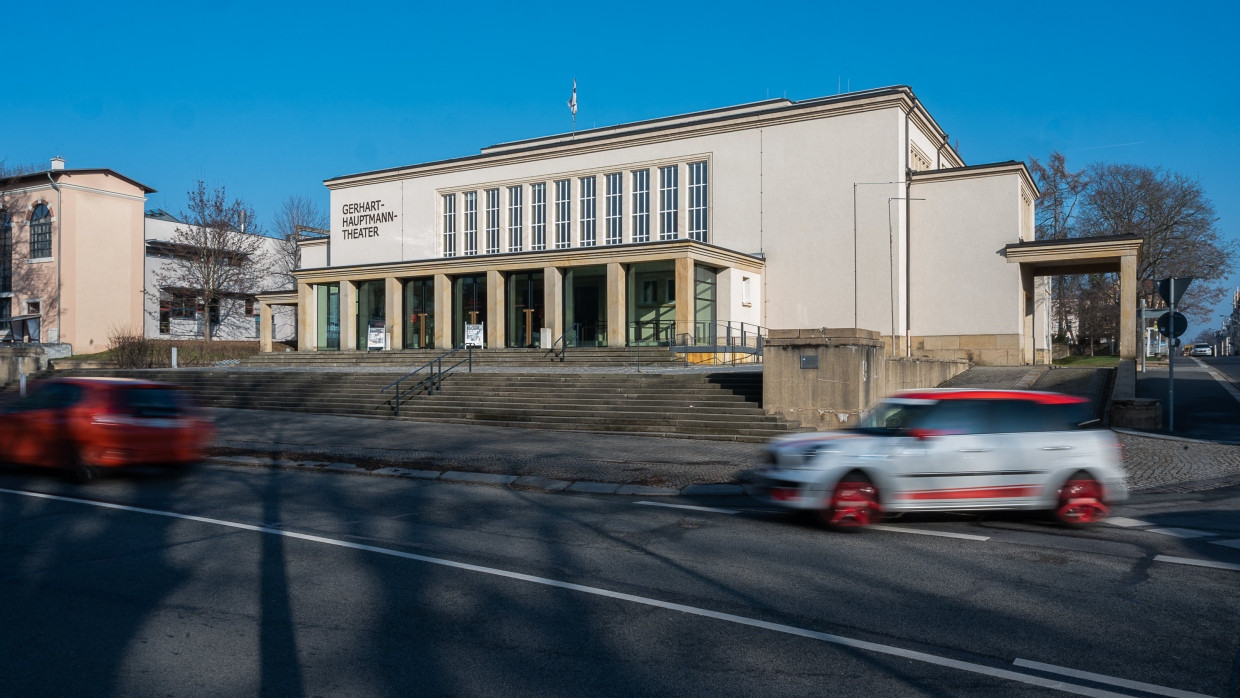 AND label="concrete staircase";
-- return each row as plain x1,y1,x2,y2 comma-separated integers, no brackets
240,346,685,368
41,365,801,442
